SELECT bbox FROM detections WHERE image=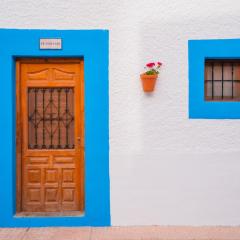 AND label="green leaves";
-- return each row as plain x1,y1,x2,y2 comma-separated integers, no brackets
146,69,159,75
